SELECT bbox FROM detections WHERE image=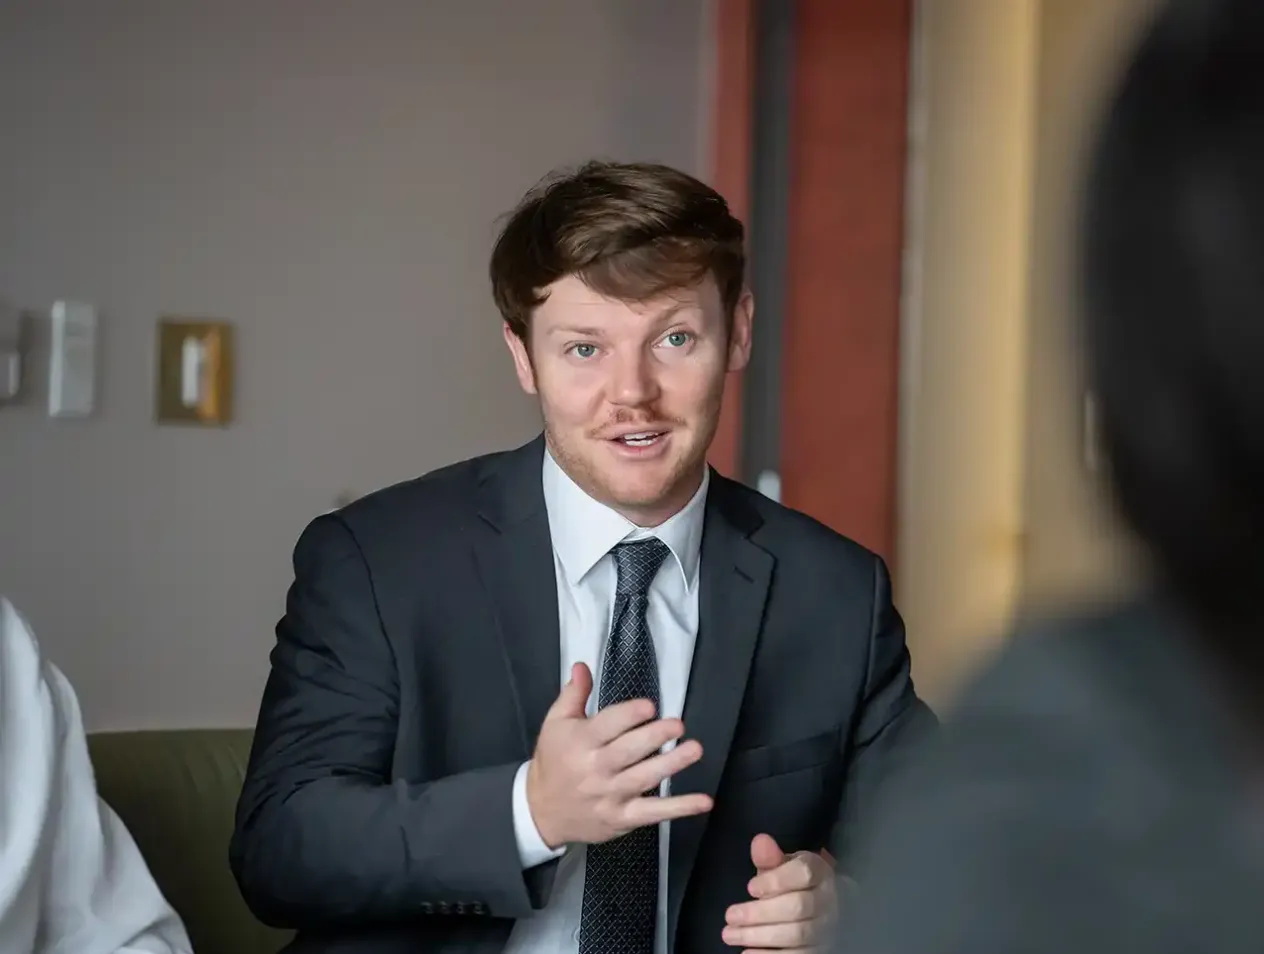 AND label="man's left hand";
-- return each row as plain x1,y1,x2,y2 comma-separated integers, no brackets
721,834,837,951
